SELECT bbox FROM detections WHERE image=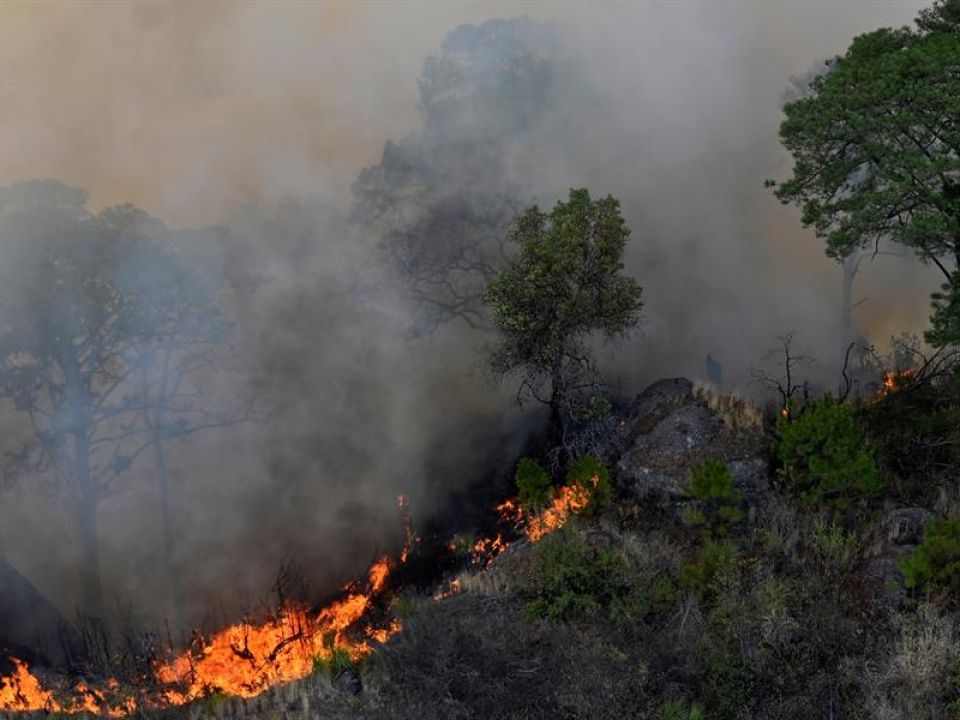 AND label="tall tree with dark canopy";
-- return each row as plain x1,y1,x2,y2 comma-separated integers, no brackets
483,188,643,442
352,18,581,334
770,0,960,346
0,180,234,621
